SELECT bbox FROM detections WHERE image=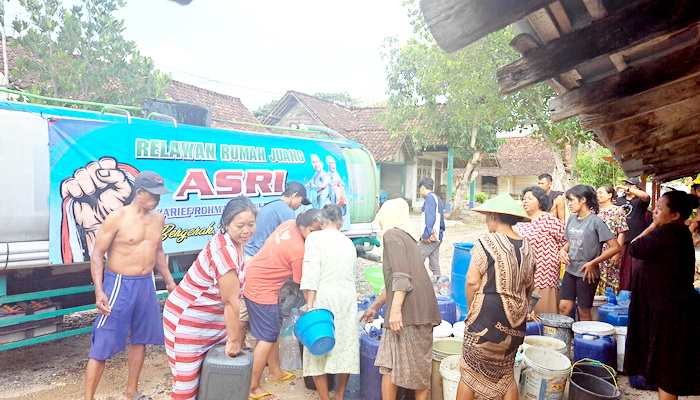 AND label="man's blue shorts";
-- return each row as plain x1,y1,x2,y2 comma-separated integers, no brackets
88,270,164,361
244,297,282,343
